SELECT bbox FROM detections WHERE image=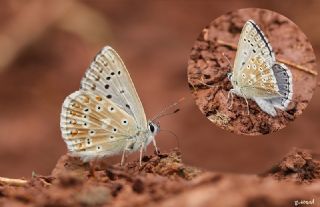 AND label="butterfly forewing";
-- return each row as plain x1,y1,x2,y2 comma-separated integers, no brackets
60,90,138,160
233,20,275,80
80,46,147,129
